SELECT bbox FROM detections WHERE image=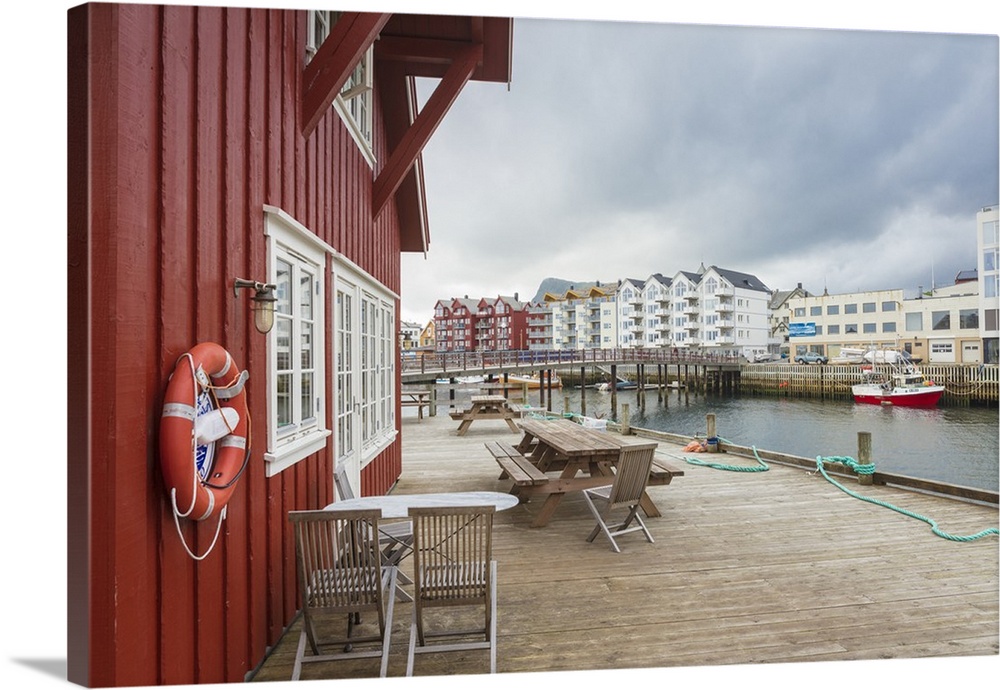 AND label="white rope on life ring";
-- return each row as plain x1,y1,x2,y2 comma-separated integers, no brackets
160,342,250,560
